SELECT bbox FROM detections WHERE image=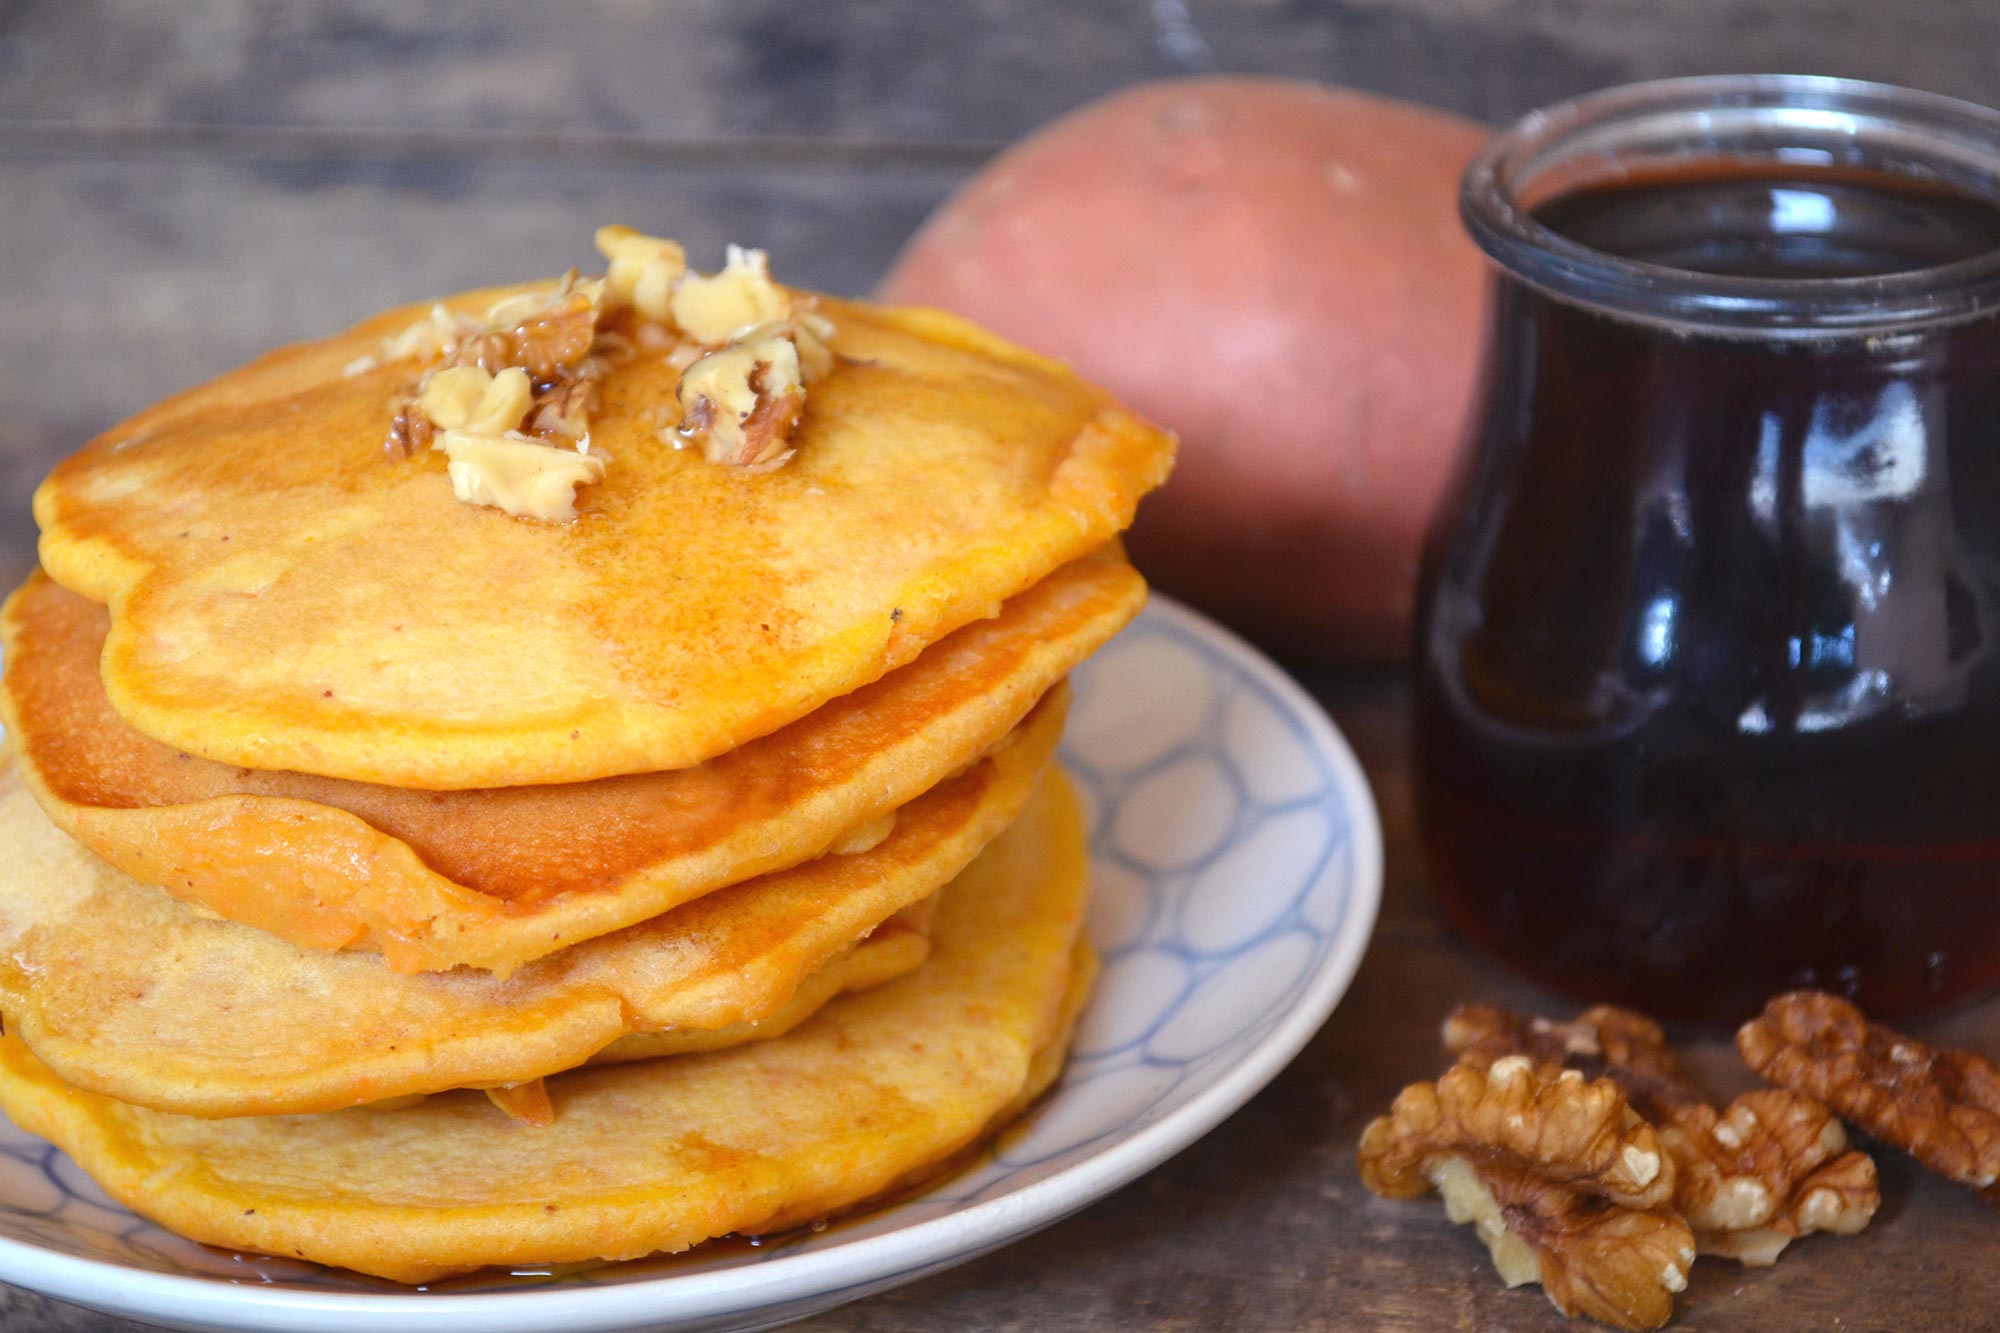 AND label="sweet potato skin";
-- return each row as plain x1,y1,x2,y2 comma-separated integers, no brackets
883,76,1491,660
